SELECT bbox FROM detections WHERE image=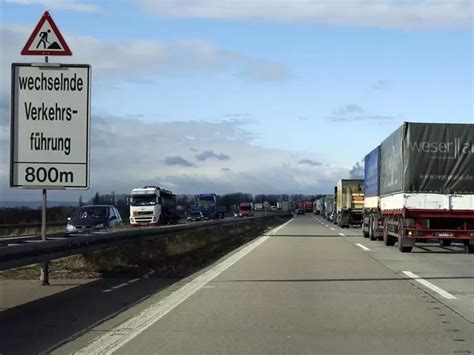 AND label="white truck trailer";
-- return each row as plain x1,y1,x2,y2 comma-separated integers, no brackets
367,122,474,253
